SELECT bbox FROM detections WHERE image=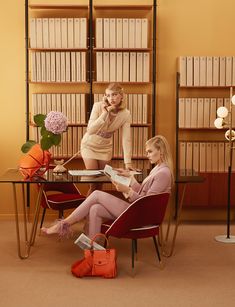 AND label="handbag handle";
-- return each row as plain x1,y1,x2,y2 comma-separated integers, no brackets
90,233,109,249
